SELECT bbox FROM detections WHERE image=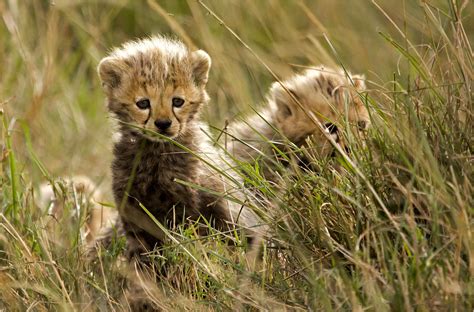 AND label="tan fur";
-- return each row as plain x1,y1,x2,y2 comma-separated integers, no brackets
96,36,263,260
226,66,370,175
98,37,210,142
